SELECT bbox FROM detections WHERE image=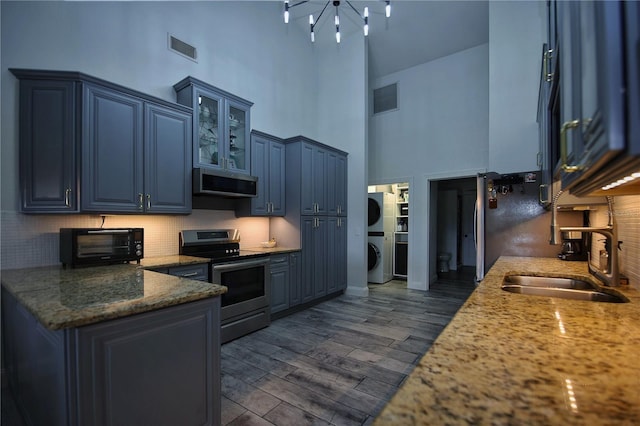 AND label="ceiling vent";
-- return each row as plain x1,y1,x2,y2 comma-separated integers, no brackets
168,33,197,62
373,83,398,114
